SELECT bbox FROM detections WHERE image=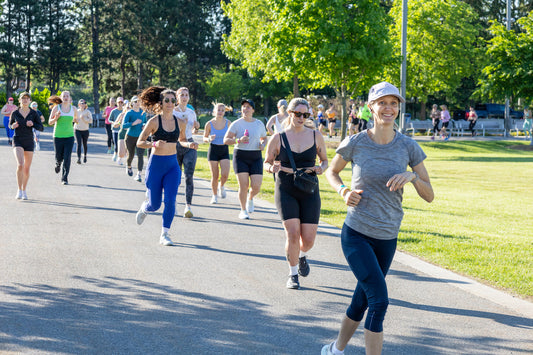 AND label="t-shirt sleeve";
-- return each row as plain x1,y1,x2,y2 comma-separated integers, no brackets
258,120,267,137
228,120,238,135
336,136,355,162
408,140,427,168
